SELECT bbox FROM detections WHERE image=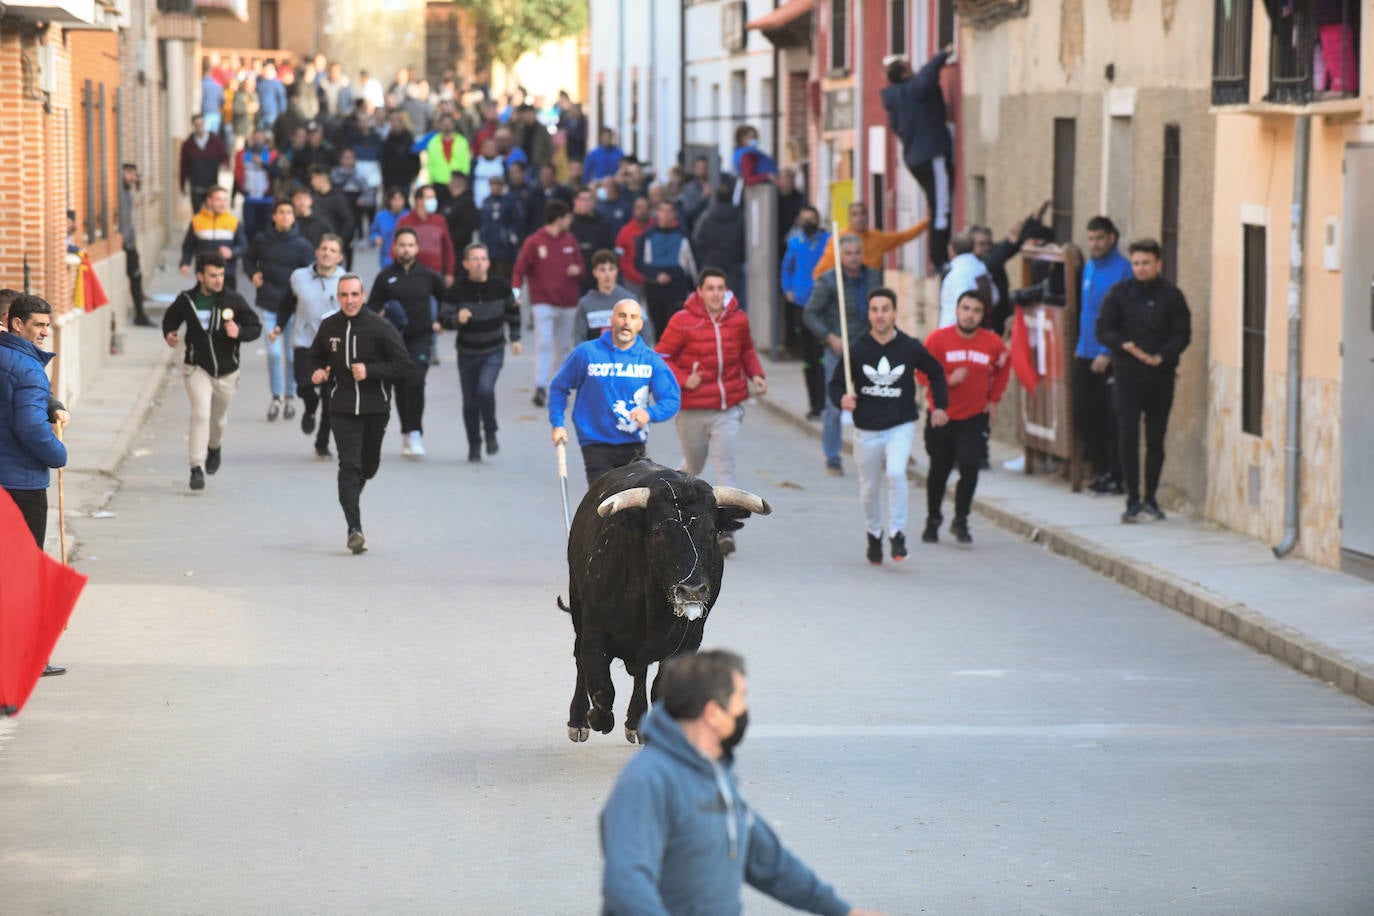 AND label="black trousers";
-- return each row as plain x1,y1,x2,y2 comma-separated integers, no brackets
293,348,332,450
1113,368,1175,503
125,247,147,318
458,347,504,447
645,284,683,342
925,414,989,523
331,412,388,531
1072,357,1118,479
792,309,826,414
6,487,47,548
910,157,953,271
395,335,431,434
582,442,645,487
